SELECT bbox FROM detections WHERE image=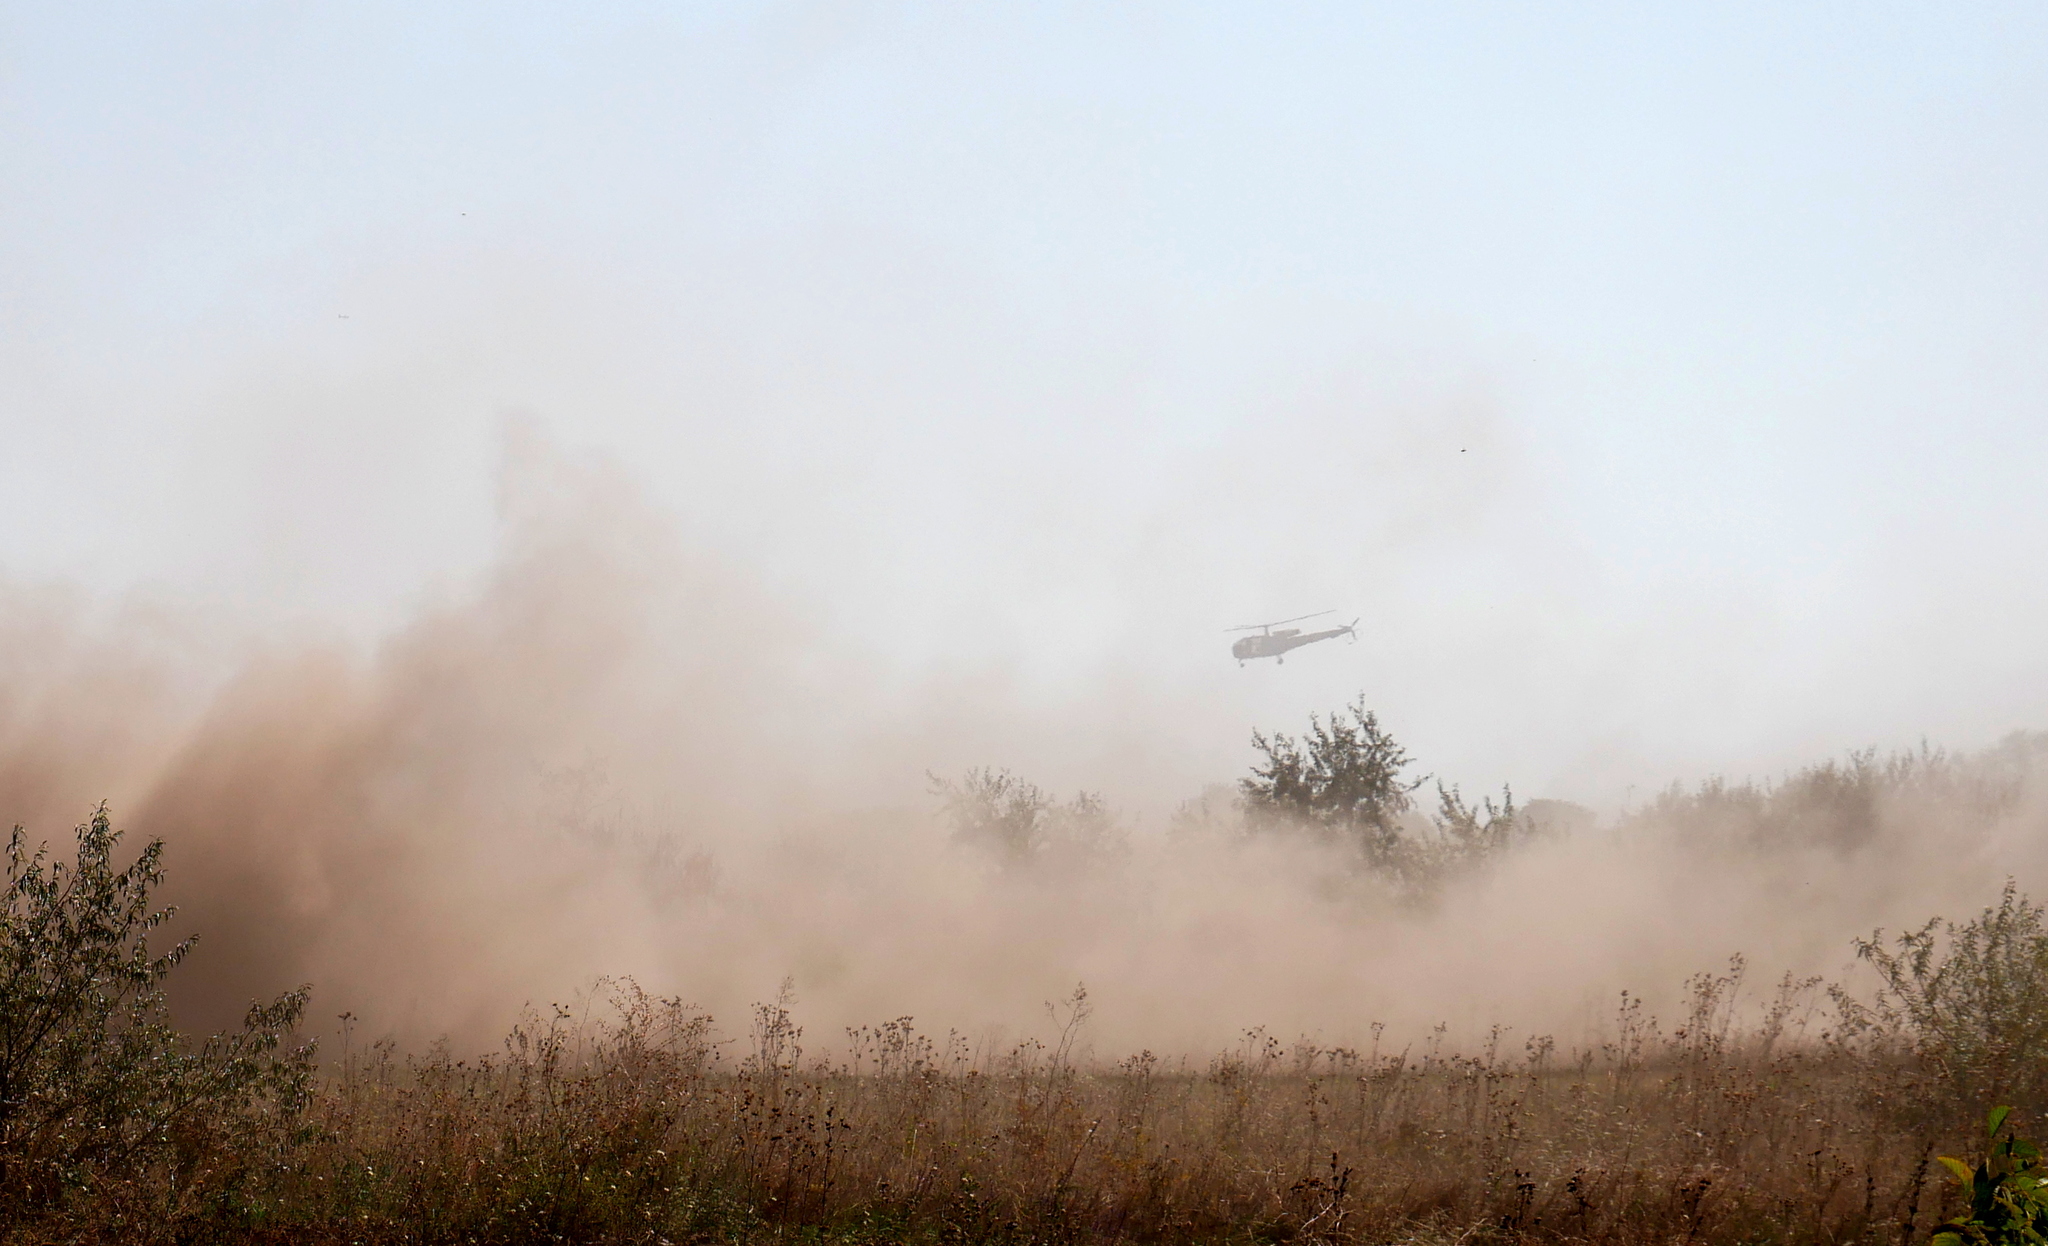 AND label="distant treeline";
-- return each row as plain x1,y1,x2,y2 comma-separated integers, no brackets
936,693,2048,891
